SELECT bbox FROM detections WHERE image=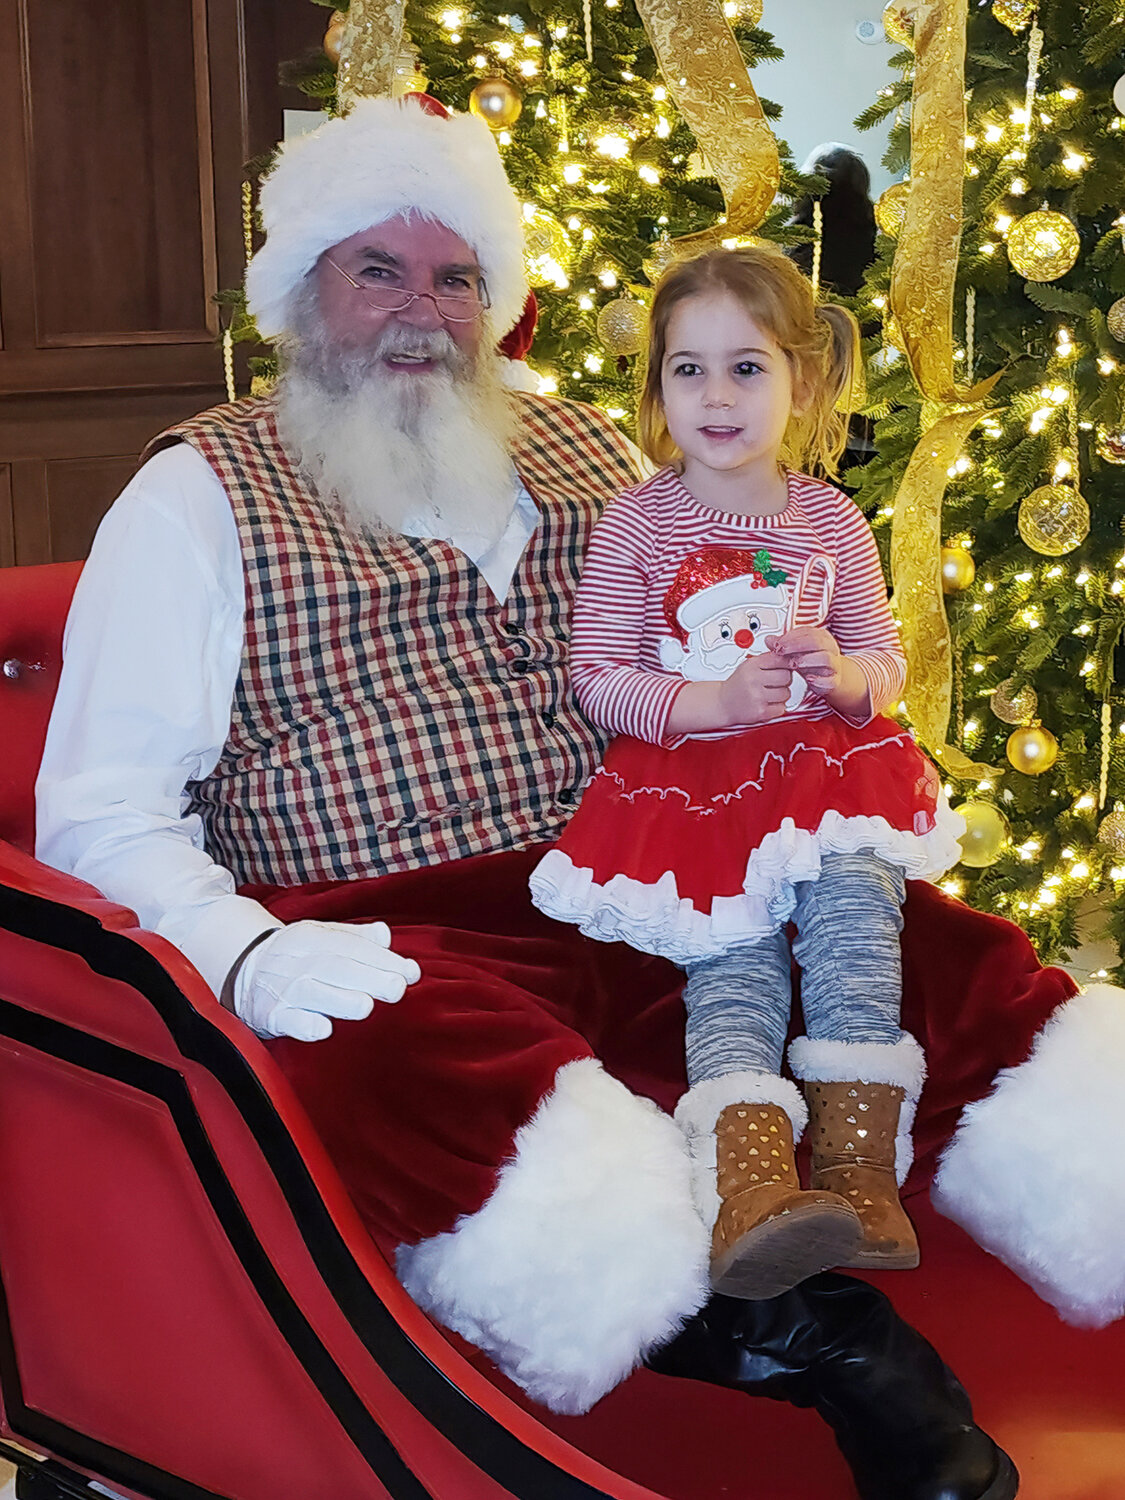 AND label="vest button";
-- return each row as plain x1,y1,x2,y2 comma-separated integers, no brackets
542,710,556,729
558,789,575,805
510,660,529,675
